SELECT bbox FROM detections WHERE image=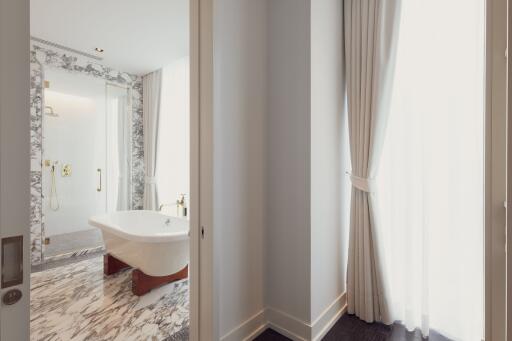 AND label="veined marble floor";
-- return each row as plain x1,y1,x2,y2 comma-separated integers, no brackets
30,256,189,341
